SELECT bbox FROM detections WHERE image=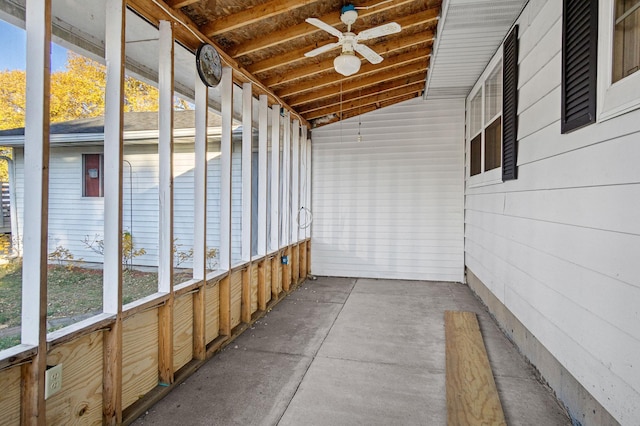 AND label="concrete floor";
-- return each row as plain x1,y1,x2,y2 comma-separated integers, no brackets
133,277,570,425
